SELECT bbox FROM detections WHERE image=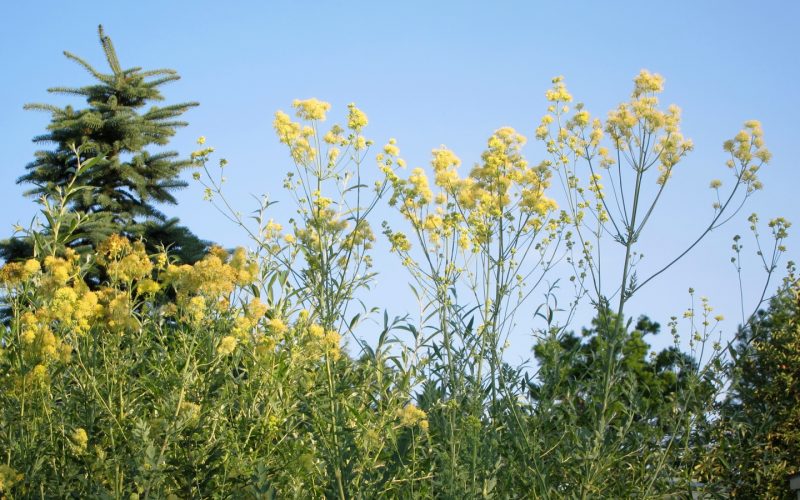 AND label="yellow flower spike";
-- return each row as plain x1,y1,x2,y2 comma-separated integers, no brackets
268,317,288,336
29,363,49,386
229,247,259,285
42,256,73,285
274,111,299,141
0,262,27,287
408,168,434,203
632,69,665,97
545,76,573,103
0,465,23,492
137,279,161,295
397,404,429,431
217,336,238,356
245,298,268,320
20,329,36,345
179,401,201,422
347,103,368,131
323,124,345,145
71,428,88,453
308,323,324,338
59,343,73,363
51,287,78,318
327,147,340,165
274,110,316,163
23,259,41,277
97,234,131,262
292,98,331,121
185,296,206,325
324,329,342,360
384,138,400,157
574,110,590,126
431,147,462,191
